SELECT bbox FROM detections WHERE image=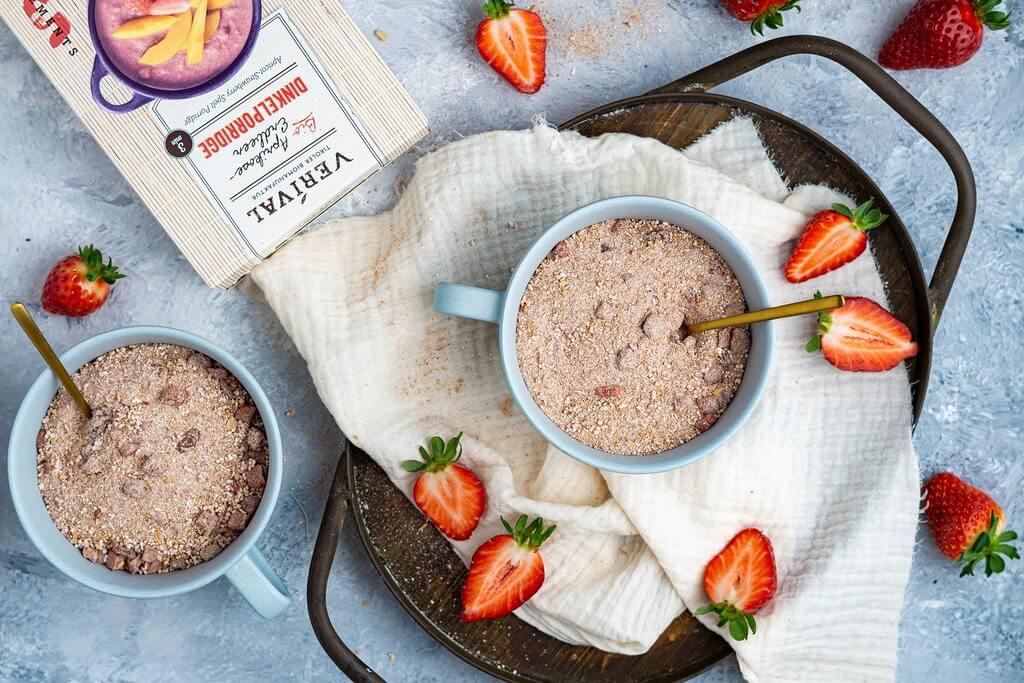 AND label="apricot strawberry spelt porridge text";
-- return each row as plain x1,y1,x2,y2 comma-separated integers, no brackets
36,344,268,574
516,219,750,456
